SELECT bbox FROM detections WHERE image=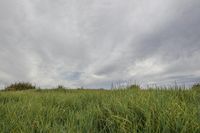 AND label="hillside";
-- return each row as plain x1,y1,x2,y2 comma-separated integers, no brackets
0,88,200,133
